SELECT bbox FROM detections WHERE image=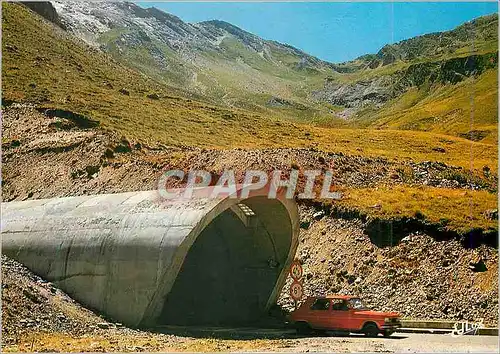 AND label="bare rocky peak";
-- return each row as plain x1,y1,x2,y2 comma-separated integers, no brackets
52,1,199,47
50,1,331,68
